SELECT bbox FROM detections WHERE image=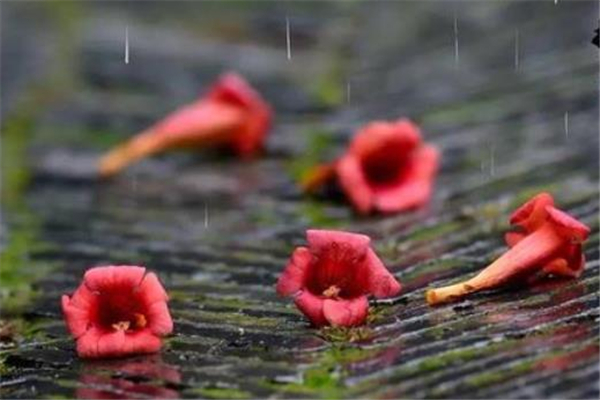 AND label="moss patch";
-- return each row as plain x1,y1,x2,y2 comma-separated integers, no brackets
188,387,252,399
318,326,373,343
286,127,338,182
